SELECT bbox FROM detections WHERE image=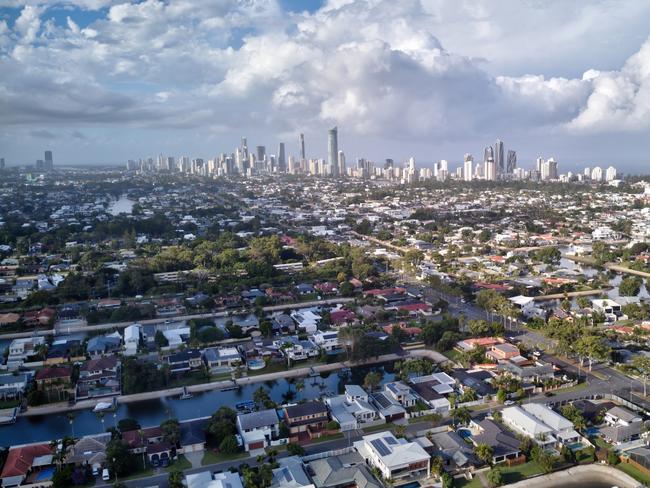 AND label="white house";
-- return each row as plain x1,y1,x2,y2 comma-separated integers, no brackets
311,330,340,352
123,324,141,356
509,295,535,317
326,385,379,431
501,406,556,447
384,382,417,408
354,432,430,482
591,299,626,322
521,403,580,446
186,470,243,488
291,309,321,333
